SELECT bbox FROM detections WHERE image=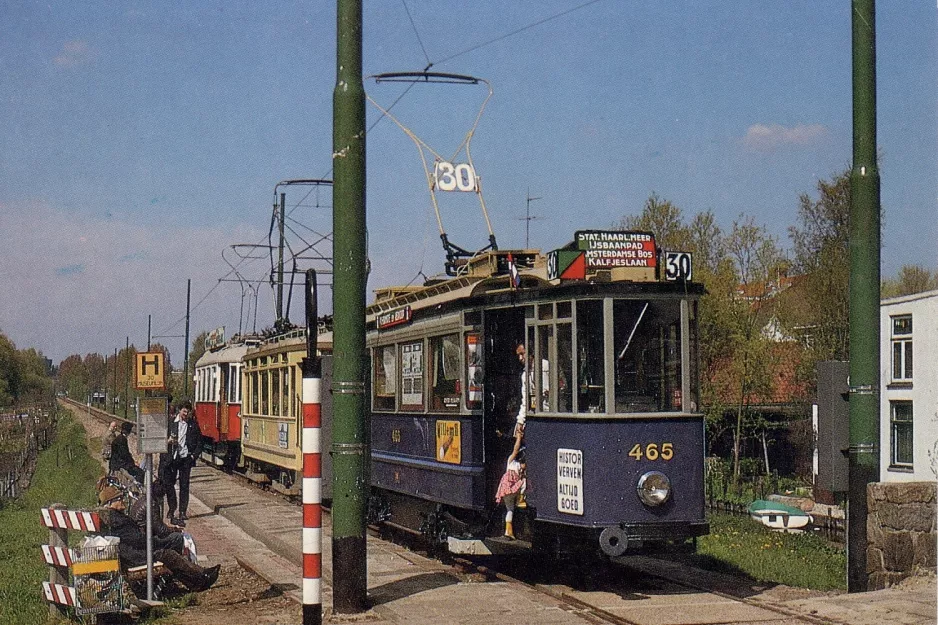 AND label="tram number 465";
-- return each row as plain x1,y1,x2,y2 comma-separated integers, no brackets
664,251,693,282
433,161,477,192
628,442,674,461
